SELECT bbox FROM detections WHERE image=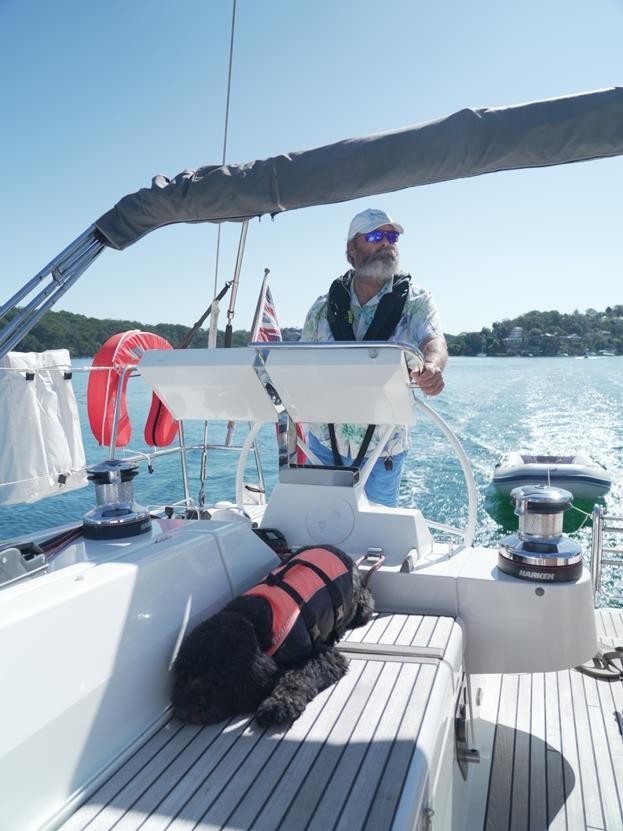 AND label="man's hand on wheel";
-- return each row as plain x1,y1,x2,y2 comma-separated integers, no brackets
411,362,444,396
